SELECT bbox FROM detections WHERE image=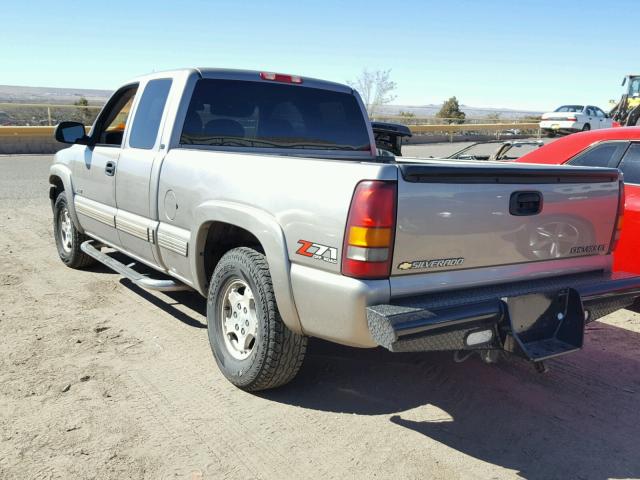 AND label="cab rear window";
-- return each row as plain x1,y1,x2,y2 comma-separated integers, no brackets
180,79,370,151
